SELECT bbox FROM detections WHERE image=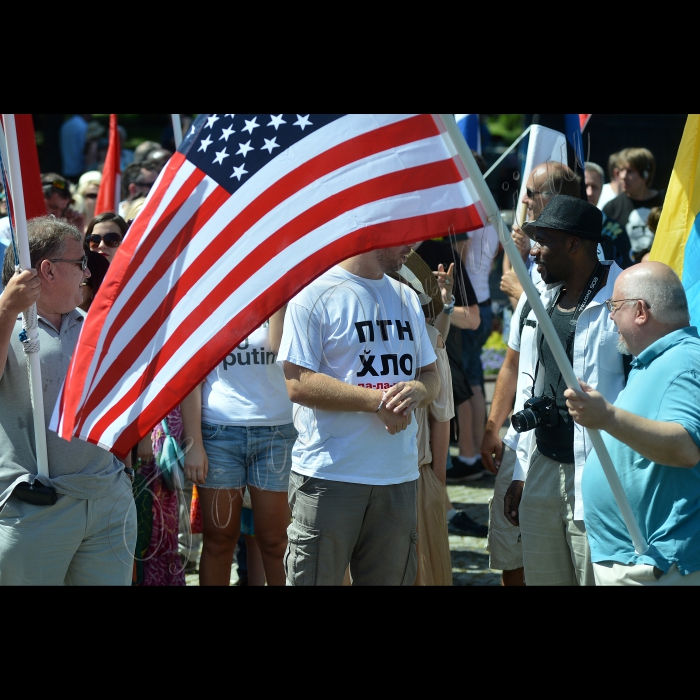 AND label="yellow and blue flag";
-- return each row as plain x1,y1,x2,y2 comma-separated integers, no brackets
650,114,700,324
